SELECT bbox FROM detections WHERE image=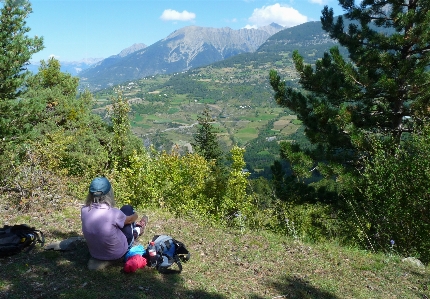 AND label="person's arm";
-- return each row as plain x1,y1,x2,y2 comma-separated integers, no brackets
124,212,138,225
